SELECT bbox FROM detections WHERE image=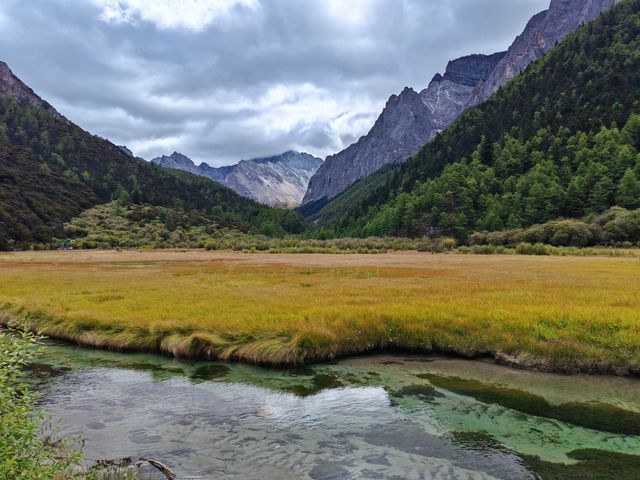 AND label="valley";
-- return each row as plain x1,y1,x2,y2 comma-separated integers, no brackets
1,0,639,478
